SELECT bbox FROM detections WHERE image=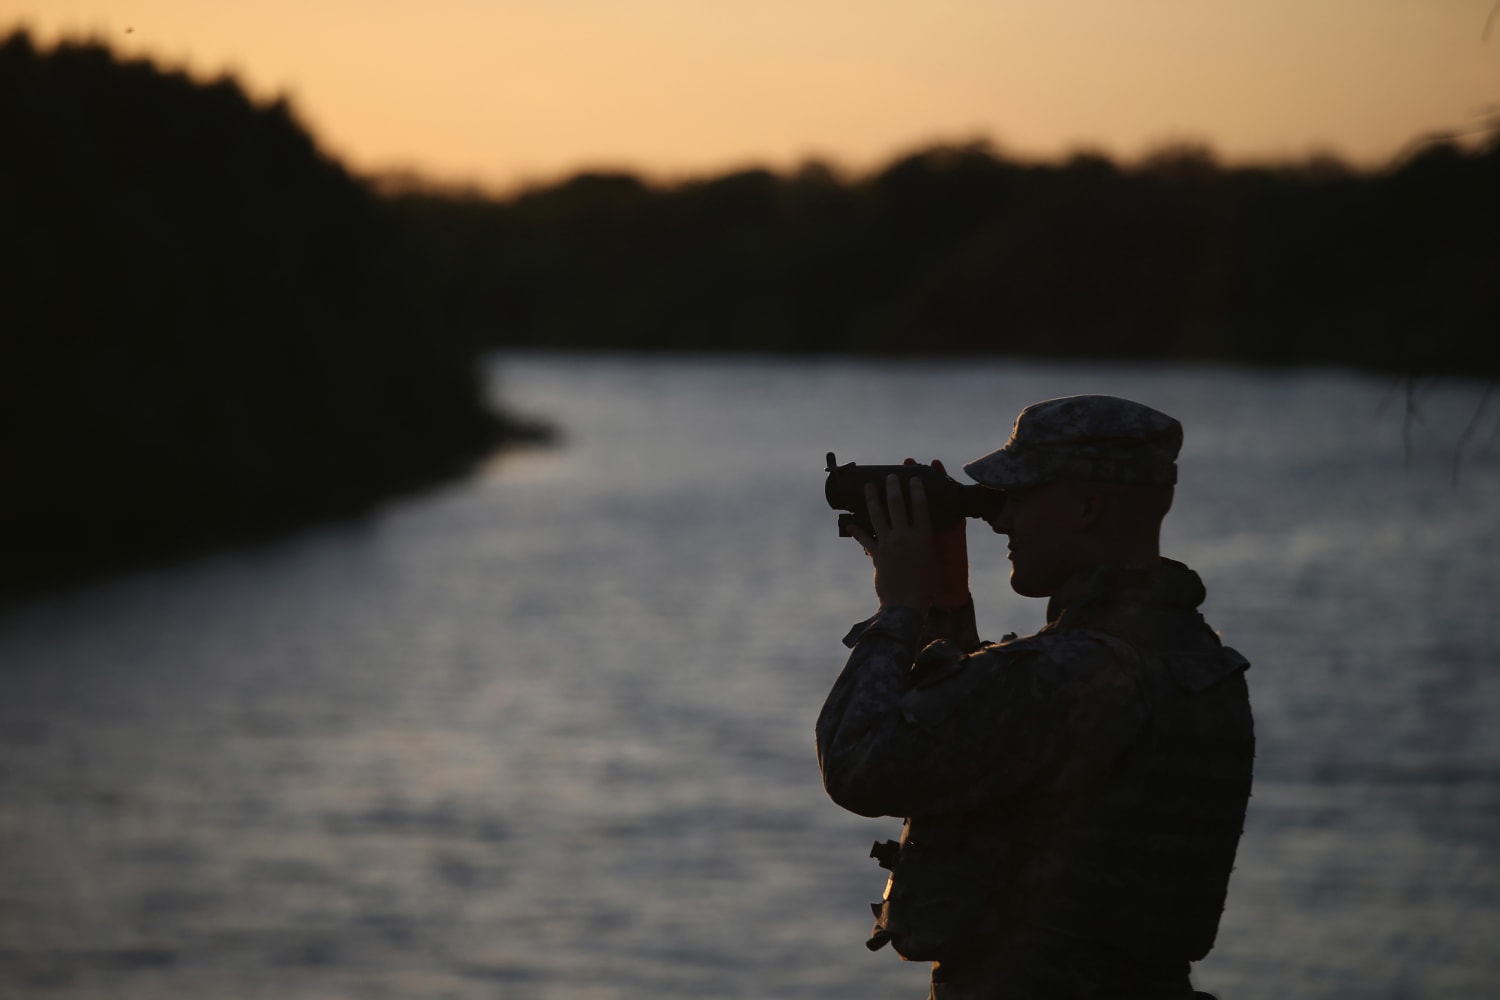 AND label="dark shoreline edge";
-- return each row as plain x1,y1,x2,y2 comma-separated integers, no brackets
0,31,556,604
0,408,557,610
